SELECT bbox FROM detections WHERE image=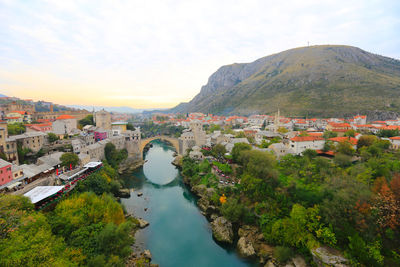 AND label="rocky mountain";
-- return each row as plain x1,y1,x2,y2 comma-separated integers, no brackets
171,45,400,117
